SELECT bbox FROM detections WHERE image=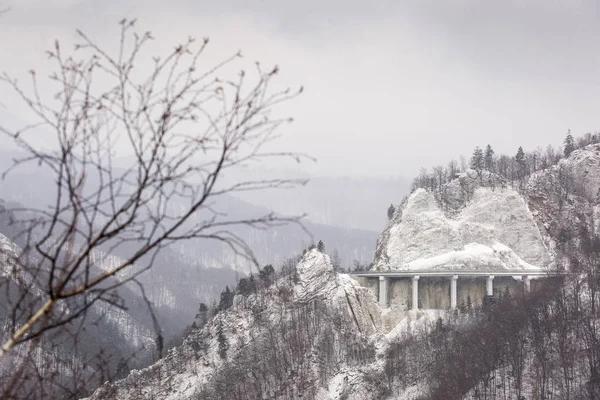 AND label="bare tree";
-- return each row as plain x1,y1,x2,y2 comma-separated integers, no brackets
0,18,307,396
